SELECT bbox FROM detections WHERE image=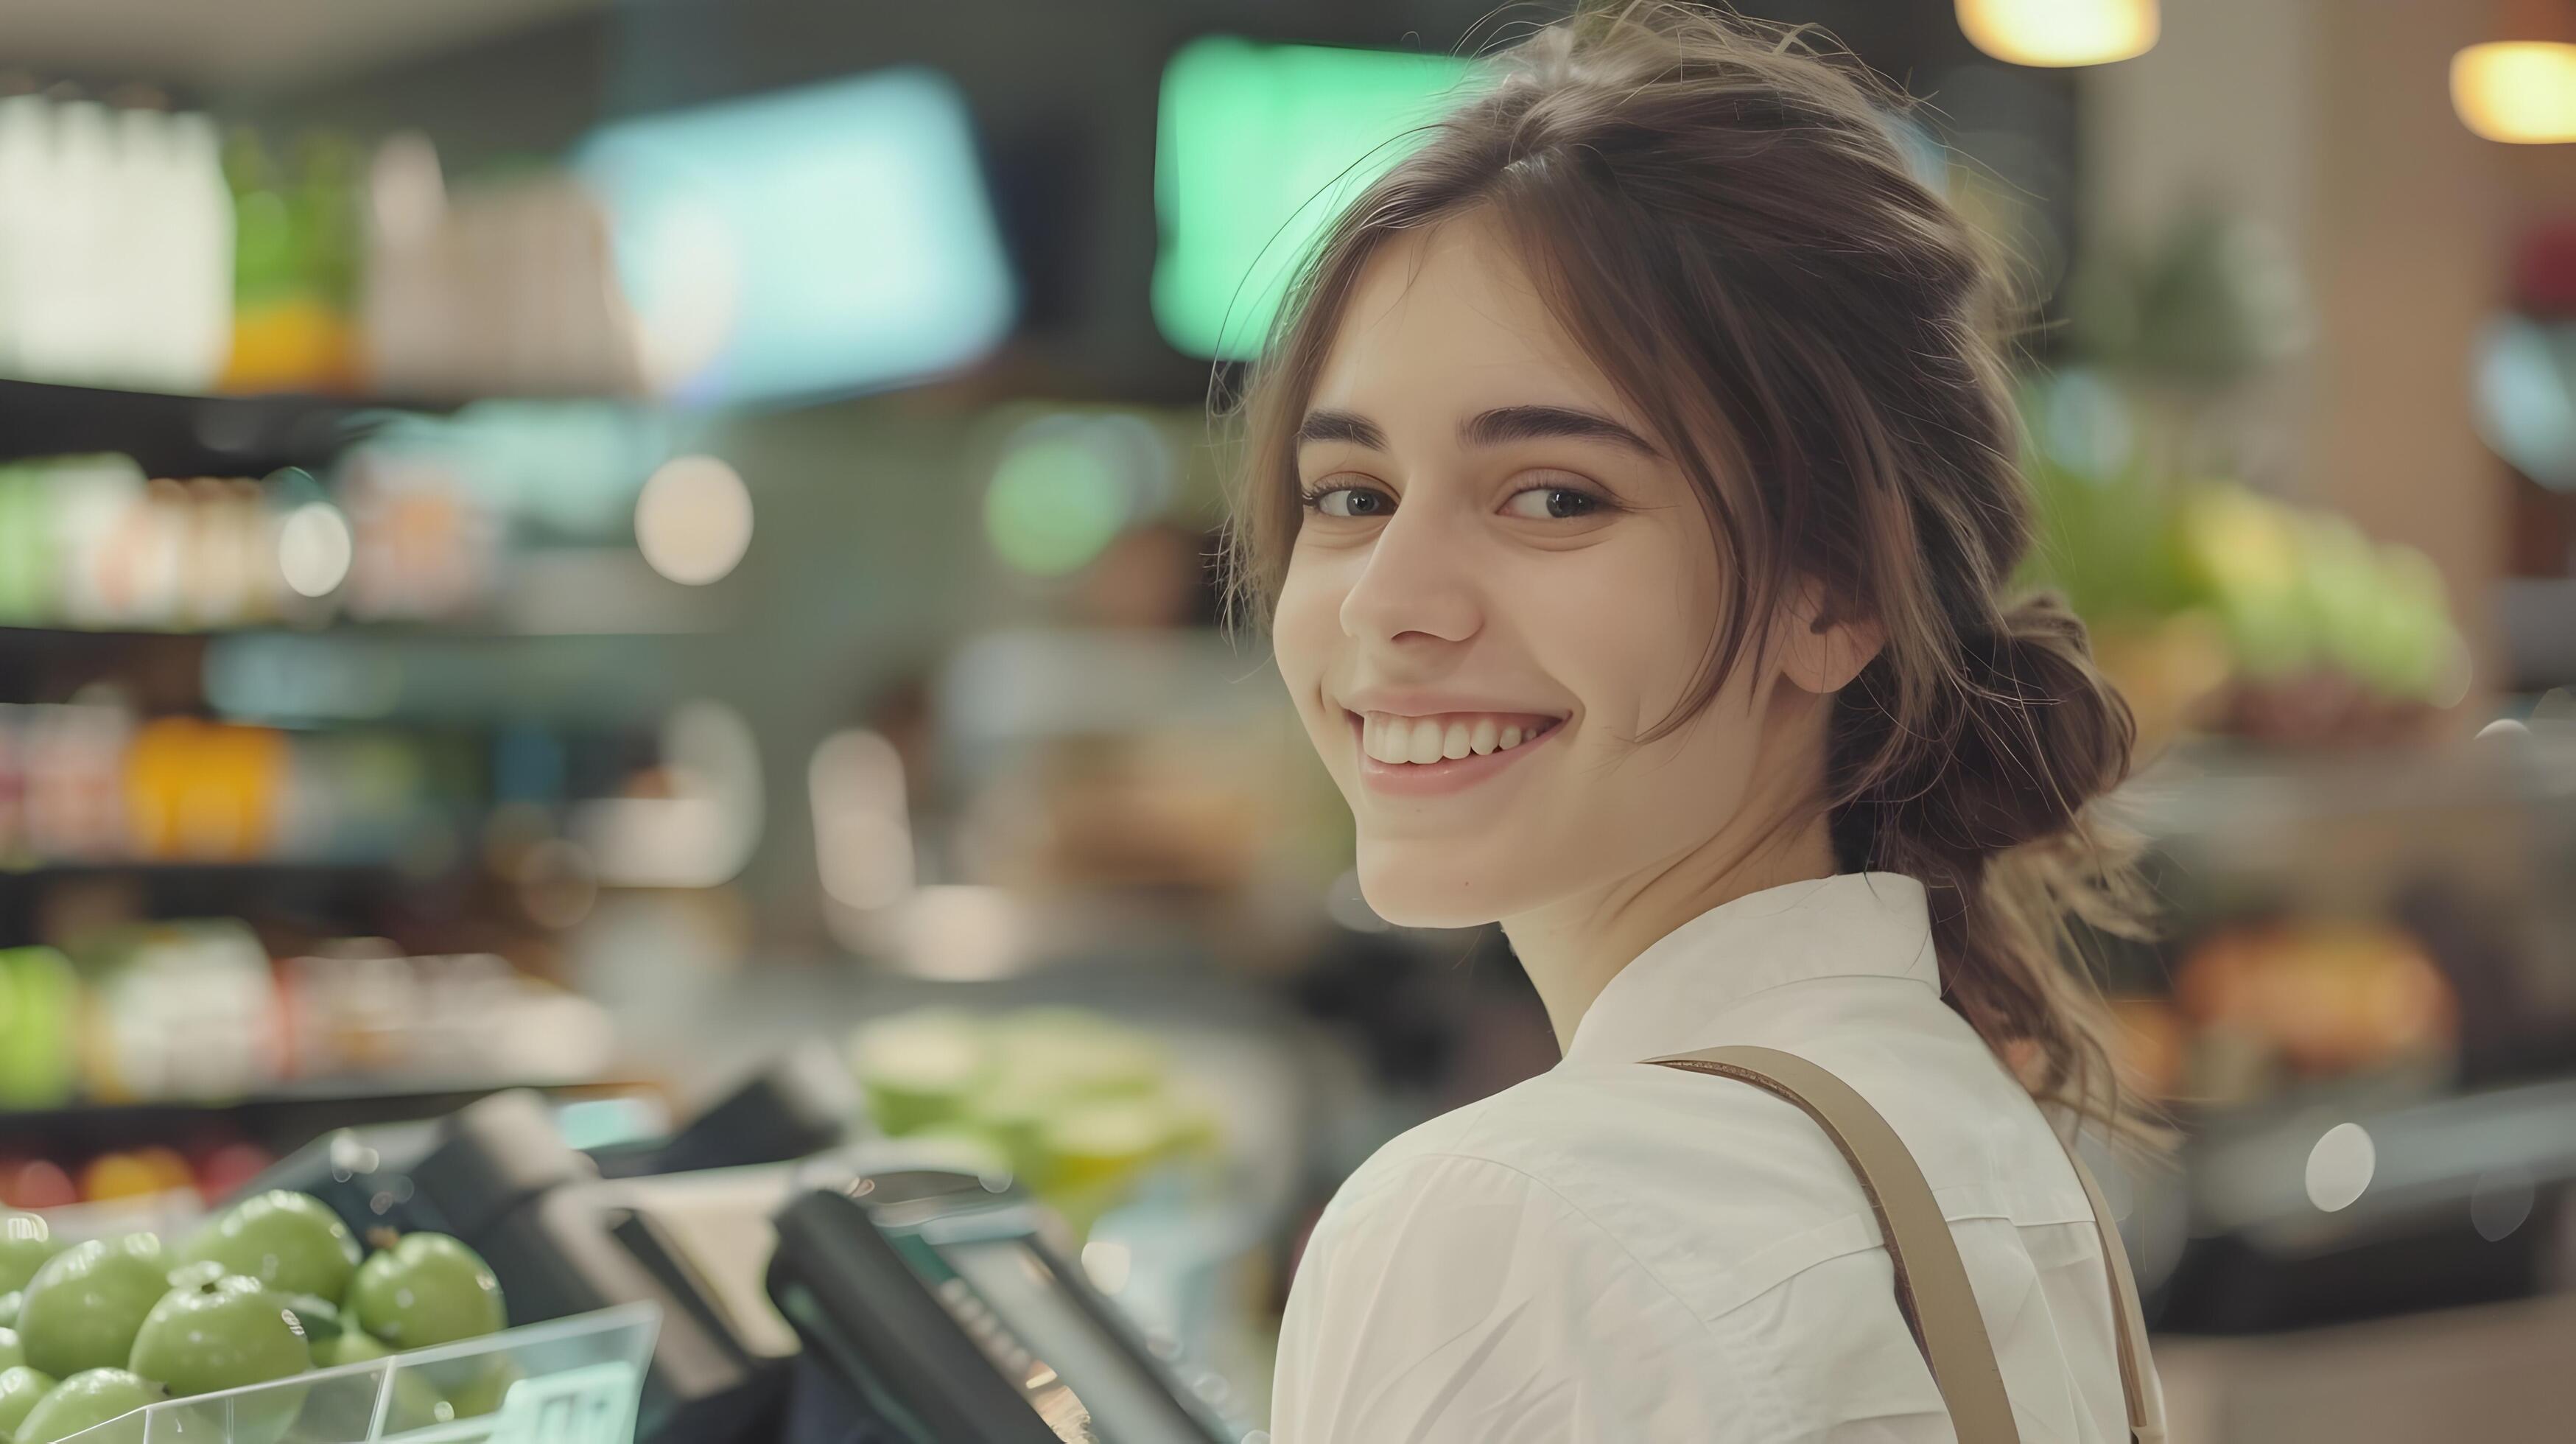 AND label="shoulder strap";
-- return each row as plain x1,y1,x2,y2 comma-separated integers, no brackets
1651,1045,2163,1444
